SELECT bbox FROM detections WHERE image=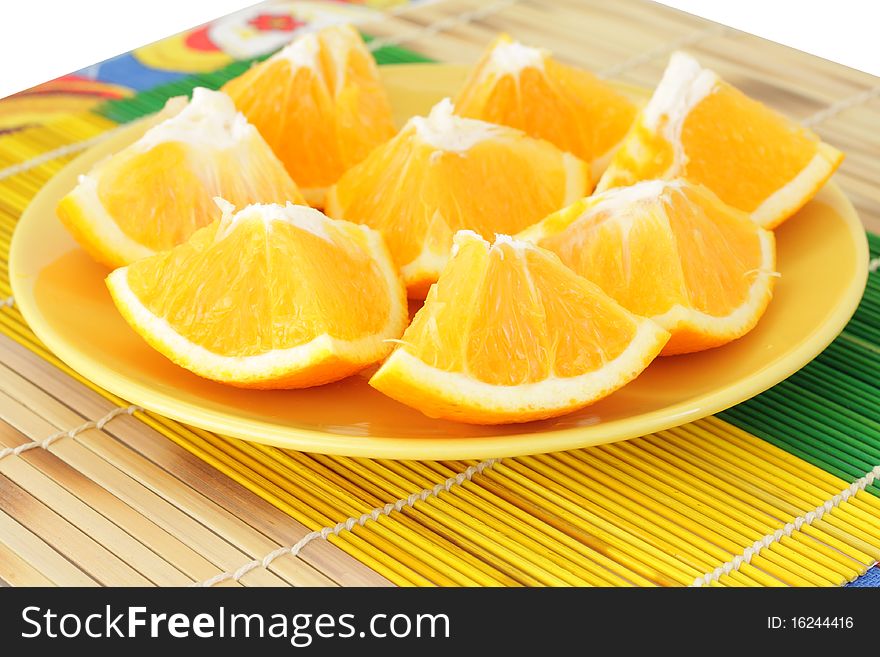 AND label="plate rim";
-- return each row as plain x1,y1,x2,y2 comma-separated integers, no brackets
8,63,871,460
